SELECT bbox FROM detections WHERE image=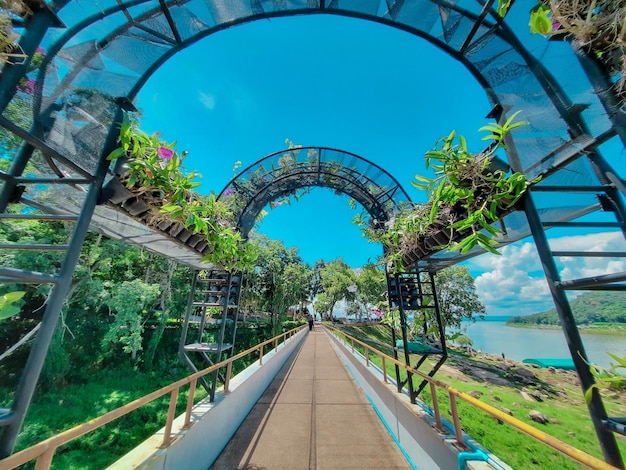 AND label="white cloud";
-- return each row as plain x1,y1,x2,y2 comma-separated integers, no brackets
199,92,215,110
466,231,624,317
